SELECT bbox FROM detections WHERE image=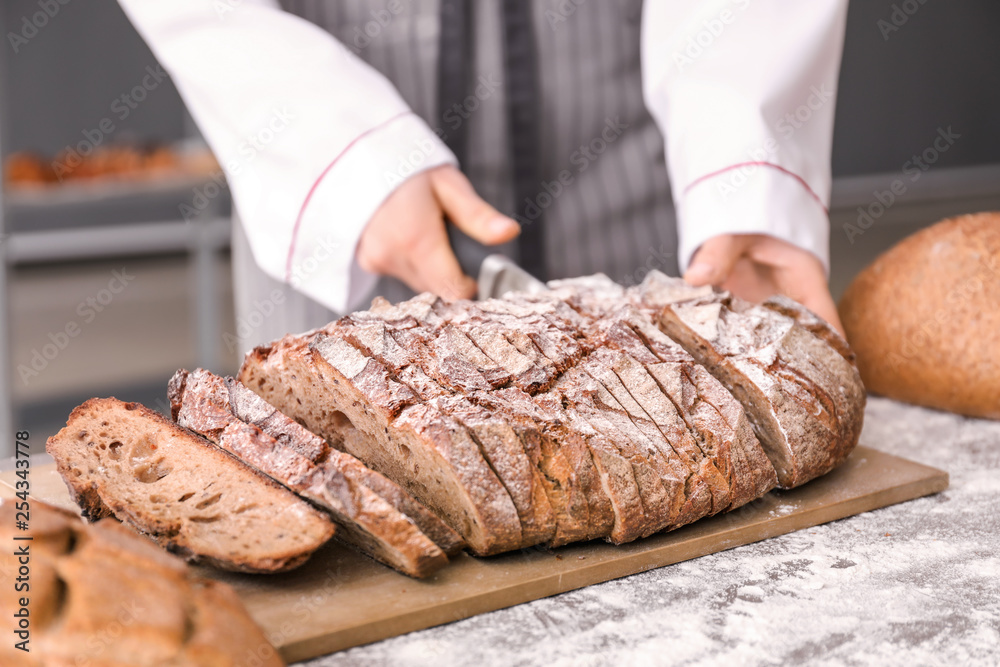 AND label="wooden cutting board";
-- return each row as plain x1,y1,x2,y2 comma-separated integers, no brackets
1,447,947,663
